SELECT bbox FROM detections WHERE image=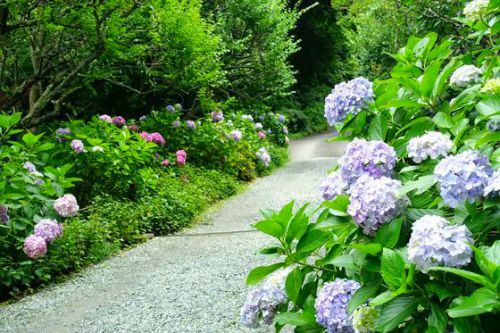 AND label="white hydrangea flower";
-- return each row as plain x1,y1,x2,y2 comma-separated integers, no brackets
407,131,453,163
463,0,490,20
450,65,482,87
